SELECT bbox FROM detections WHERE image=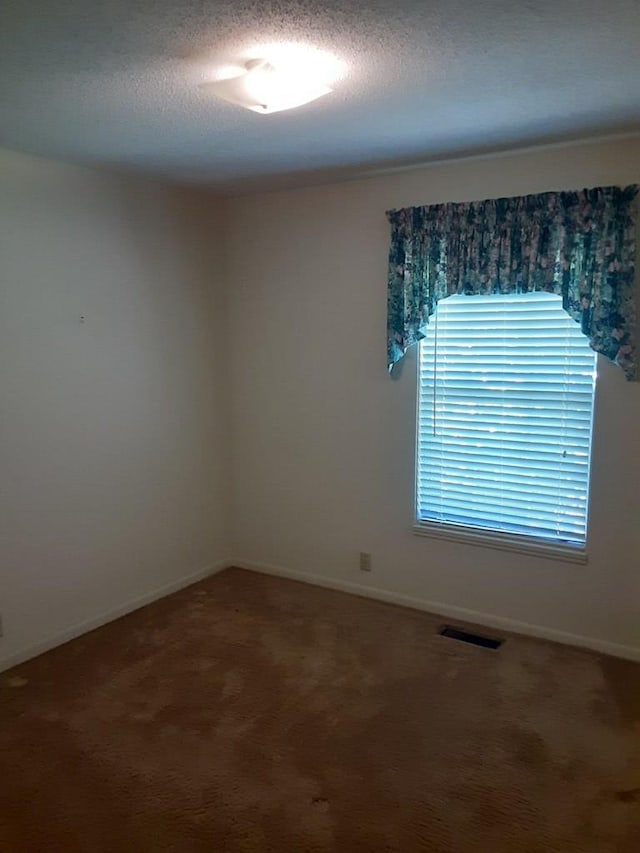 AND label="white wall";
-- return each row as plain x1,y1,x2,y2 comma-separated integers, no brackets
0,149,229,668
226,136,640,658
2,137,639,669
